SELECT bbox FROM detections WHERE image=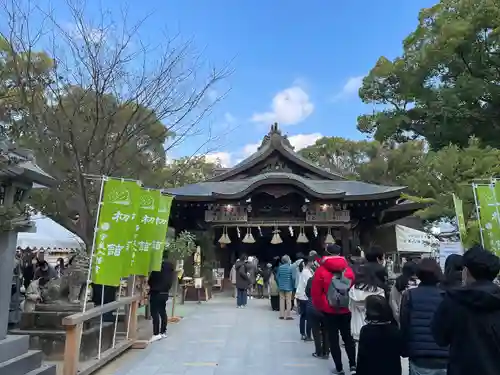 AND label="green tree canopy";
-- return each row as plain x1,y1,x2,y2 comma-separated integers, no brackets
357,0,500,149
0,1,228,246
300,137,500,226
